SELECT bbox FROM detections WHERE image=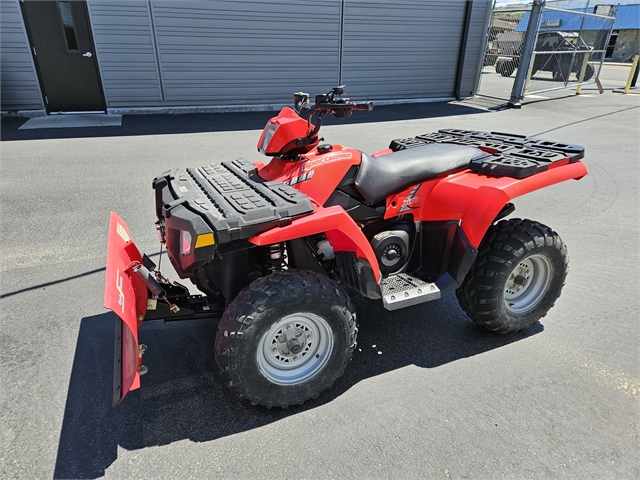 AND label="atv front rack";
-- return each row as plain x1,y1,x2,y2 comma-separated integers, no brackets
153,158,314,277
154,158,314,244
389,129,584,179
